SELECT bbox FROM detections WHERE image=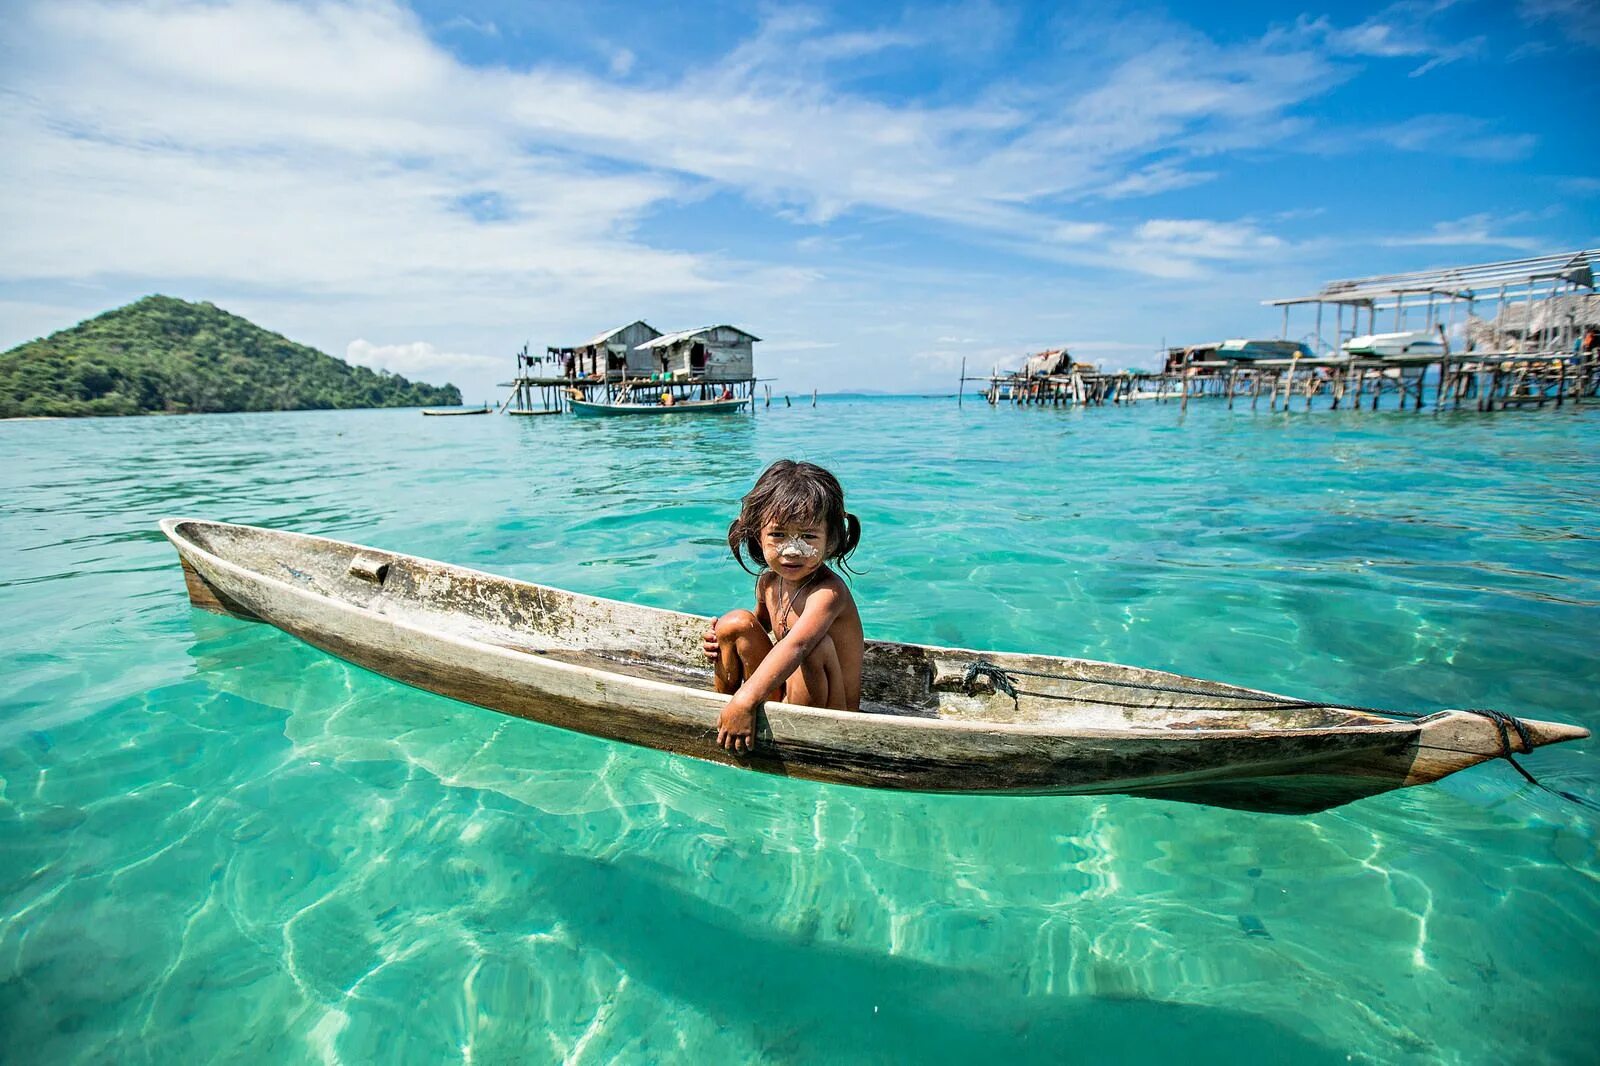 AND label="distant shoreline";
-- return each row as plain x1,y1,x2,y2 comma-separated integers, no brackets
0,395,966,421
0,405,444,422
